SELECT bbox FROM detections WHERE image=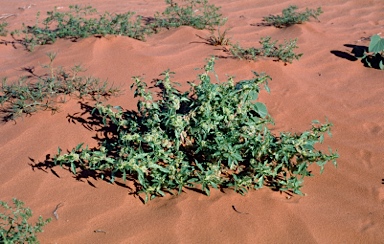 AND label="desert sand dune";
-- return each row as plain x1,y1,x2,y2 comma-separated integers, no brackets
1,0,384,243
